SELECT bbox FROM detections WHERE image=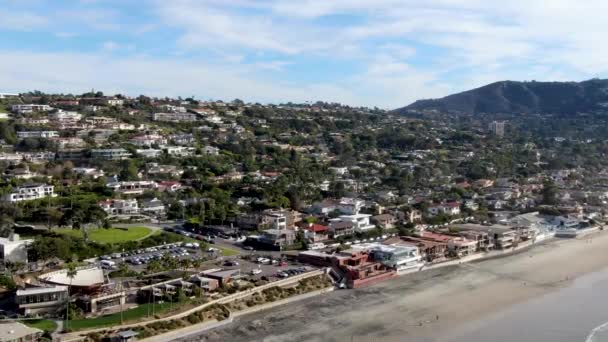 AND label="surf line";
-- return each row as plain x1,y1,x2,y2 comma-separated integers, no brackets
585,320,608,342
